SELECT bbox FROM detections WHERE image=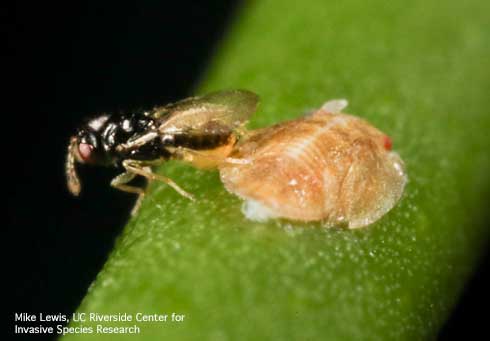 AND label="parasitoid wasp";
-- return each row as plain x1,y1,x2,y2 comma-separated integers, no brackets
66,90,258,212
